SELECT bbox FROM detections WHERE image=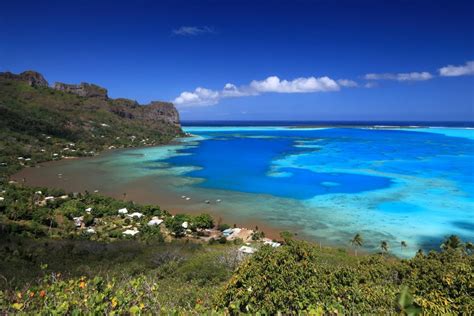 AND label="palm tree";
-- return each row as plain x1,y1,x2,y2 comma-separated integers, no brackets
465,242,473,255
350,233,363,256
441,235,463,251
380,240,389,255
400,240,407,253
